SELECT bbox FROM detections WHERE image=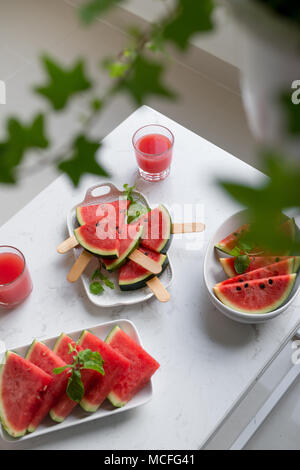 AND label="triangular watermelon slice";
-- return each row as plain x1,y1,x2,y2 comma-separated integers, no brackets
119,246,168,291
78,331,130,412
105,326,160,407
139,205,172,254
0,351,52,437
49,333,100,423
74,223,120,258
101,223,144,271
219,256,297,278
214,274,296,314
217,259,296,287
25,340,70,432
76,199,130,226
